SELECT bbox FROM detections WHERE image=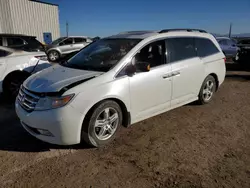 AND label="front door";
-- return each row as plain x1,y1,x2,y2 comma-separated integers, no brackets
129,39,172,122
227,39,238,57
